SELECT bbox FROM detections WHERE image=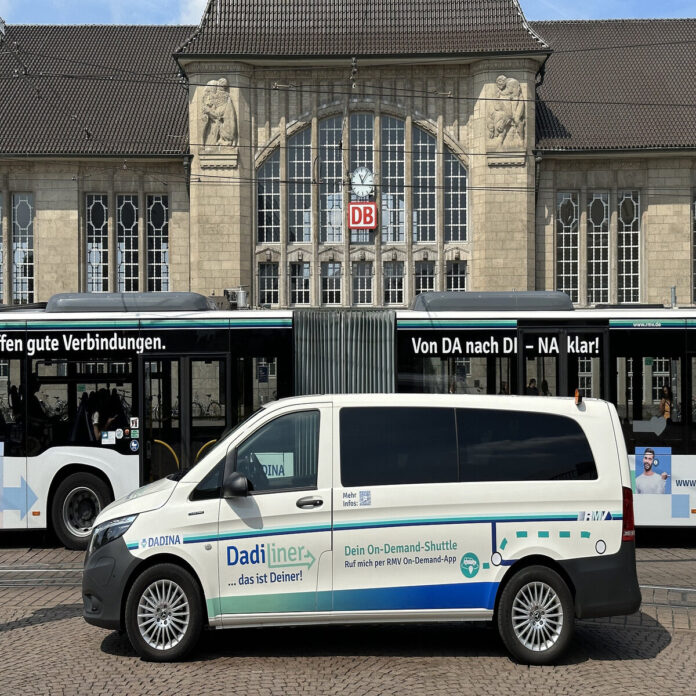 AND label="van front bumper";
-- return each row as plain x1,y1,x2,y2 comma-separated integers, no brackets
559,541,641,619
82,537,140,631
